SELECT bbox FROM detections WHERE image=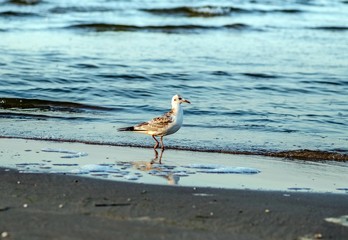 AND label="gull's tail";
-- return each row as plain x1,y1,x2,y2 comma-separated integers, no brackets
118,126,135,132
